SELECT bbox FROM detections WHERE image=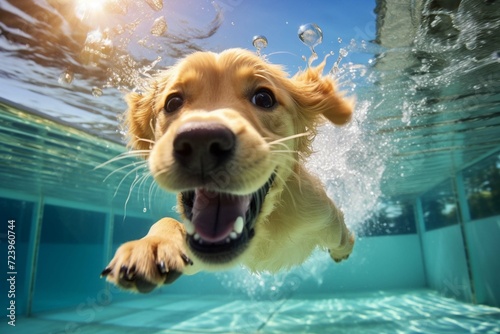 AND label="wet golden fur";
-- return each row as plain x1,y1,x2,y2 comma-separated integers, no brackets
103,48,355,292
